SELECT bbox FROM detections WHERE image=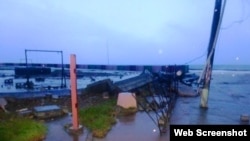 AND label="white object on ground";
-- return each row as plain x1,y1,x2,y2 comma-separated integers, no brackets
0,97,8,113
